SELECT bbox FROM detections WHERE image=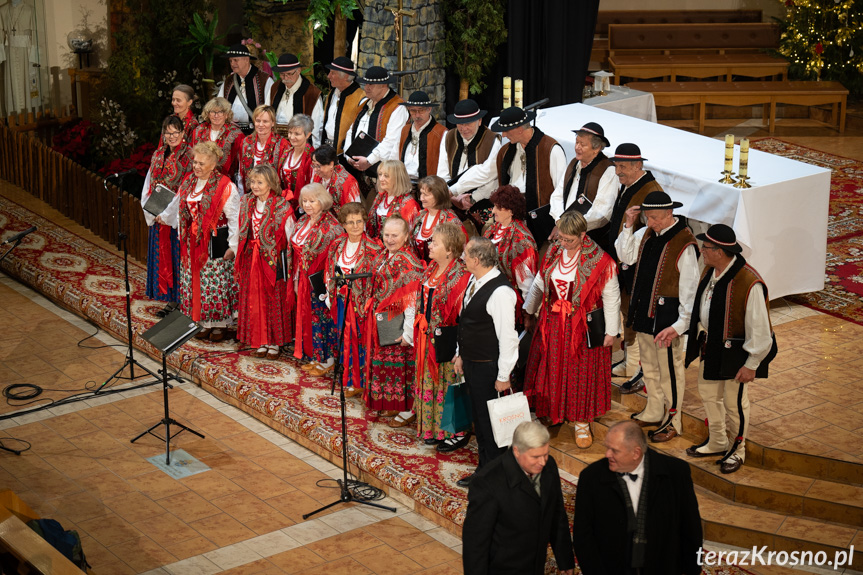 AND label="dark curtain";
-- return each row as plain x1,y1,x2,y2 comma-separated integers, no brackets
443,0,599,126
